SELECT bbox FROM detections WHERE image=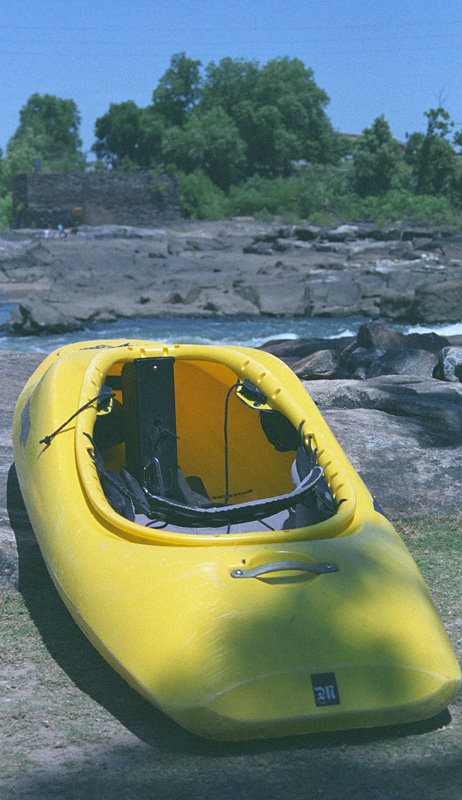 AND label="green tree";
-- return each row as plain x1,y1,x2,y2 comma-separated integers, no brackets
9,93,84,172
93,102,165,168
137,107,165,167
152,52,202,127
353,115,401,196
254,57,334,165
93,101,143,167
180,168,230,219
405,107,455,194
200,56,334,176
201,57,259,115
234,100,299,176
161,106,247,189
